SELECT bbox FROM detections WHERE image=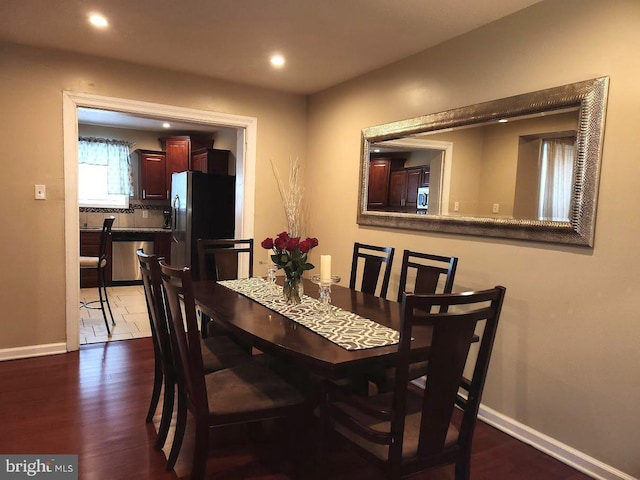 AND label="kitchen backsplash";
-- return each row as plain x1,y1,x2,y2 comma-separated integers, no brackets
79,201,167,229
